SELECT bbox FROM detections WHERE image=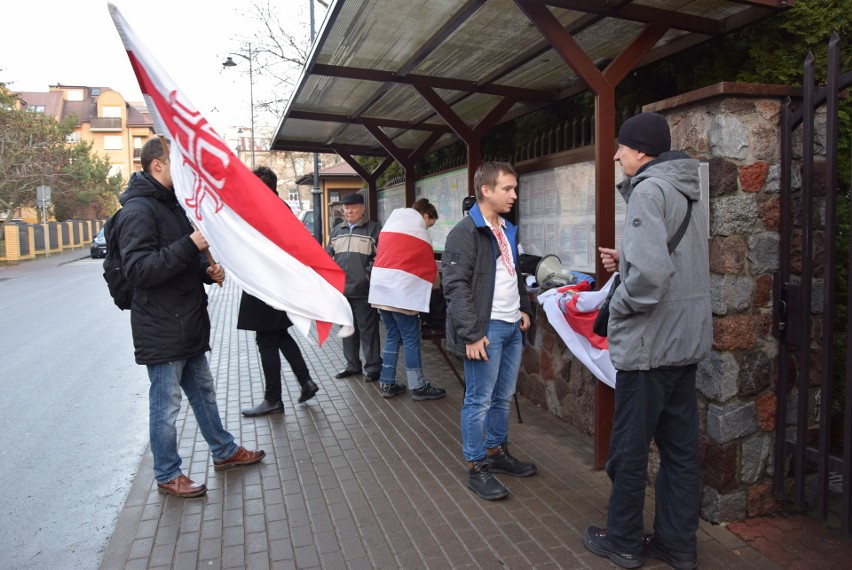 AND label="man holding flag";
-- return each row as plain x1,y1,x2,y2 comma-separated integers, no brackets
115,138,264,498
107,2,357,497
